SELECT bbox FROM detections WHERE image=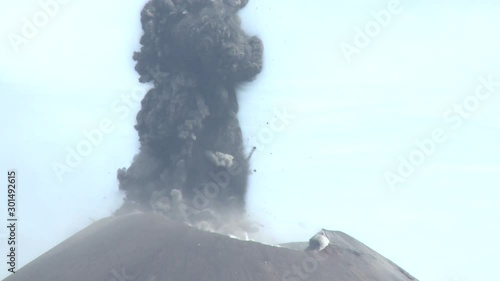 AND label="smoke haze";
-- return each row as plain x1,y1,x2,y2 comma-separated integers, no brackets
117,0,263,234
